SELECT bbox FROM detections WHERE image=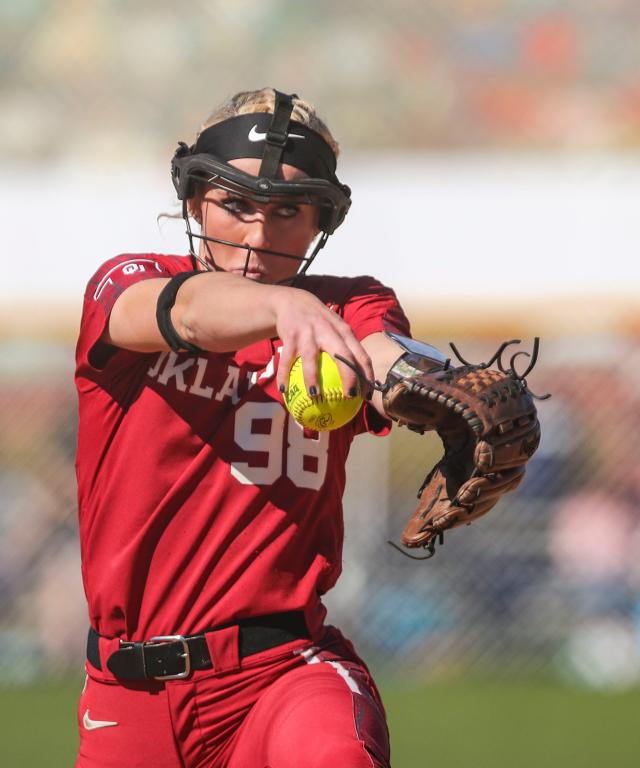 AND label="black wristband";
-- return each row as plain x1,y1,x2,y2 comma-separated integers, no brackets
156,271,205,354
